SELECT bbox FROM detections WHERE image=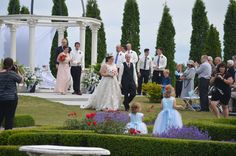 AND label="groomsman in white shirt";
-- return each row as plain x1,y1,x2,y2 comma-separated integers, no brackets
125,43,138,64
137,48,152,95
70,42,84,95
114,45,125,72
152,47,167,84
